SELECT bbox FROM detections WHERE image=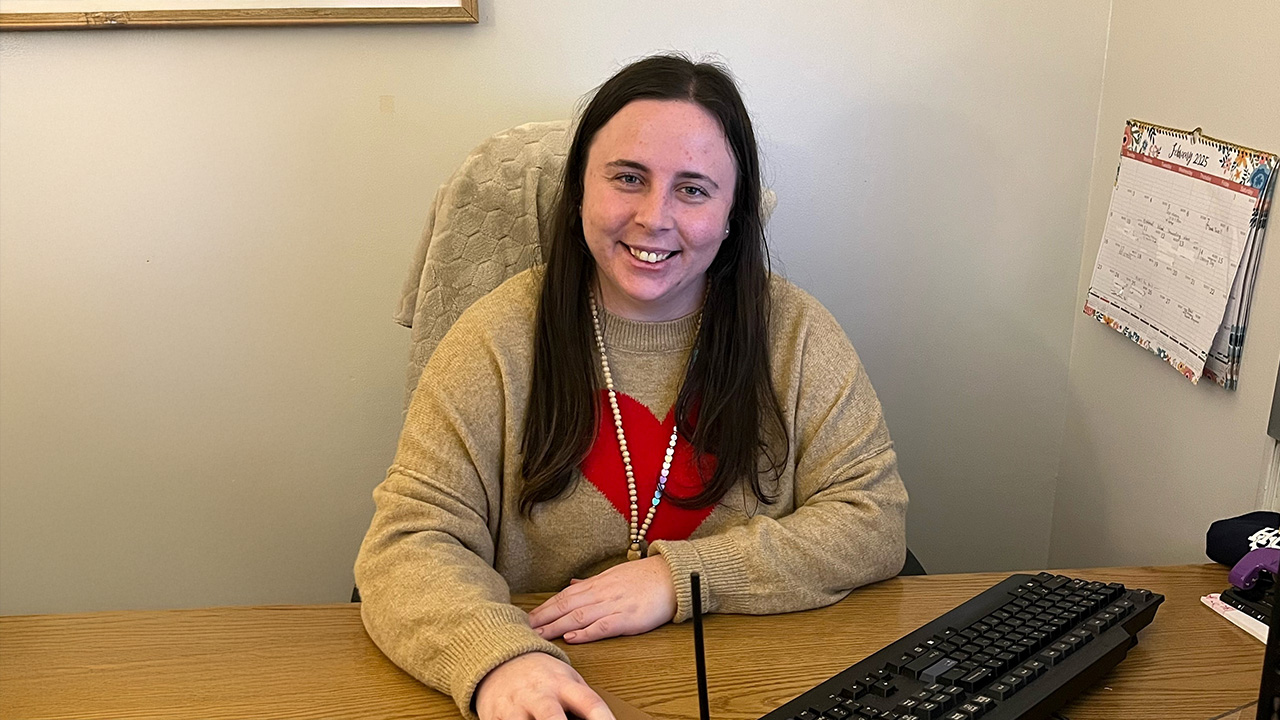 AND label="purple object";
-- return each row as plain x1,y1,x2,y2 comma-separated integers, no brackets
1229,547,1280,590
